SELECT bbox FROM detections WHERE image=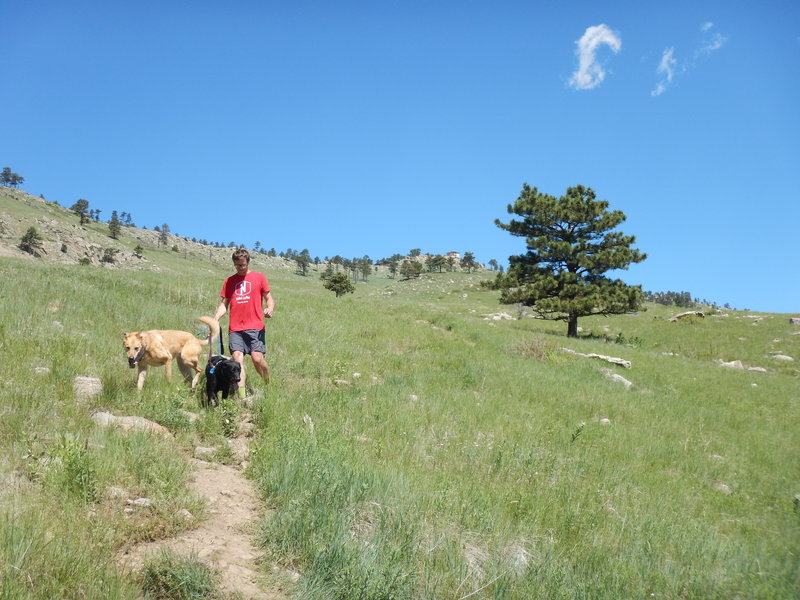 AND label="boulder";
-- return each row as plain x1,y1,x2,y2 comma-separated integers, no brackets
563,348,631,368
91,411,172,438
74,376,102,399
668,311,705,322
